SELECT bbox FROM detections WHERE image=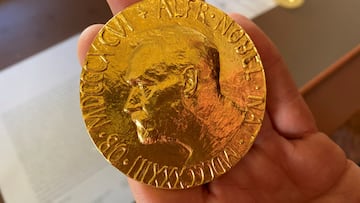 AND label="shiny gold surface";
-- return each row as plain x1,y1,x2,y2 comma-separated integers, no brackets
80,0,266,189
276,0,304,9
